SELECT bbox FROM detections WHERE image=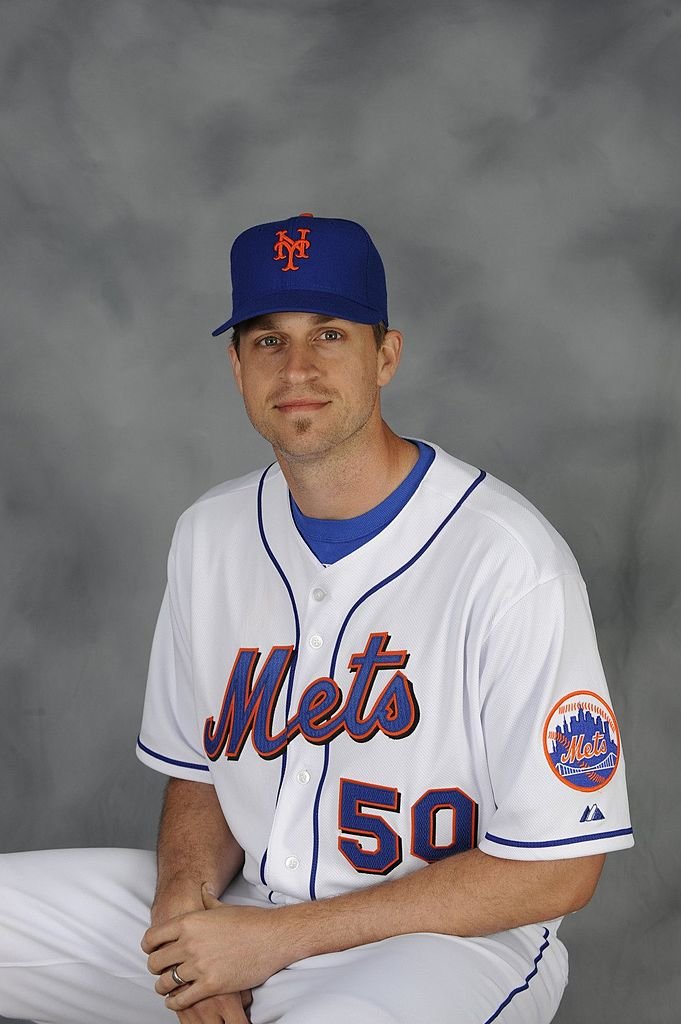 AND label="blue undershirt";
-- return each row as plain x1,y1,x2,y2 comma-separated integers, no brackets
290,440,436,565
